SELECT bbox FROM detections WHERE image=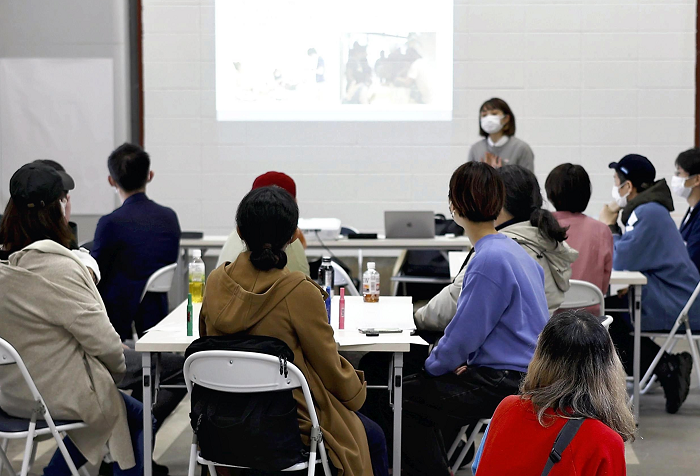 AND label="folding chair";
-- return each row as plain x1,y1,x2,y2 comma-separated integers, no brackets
131,263,179,341
559,280,605,317
639,281,700,394
0,338,88,476
446,418,491,474
184,351,333,476
331,261,360,296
